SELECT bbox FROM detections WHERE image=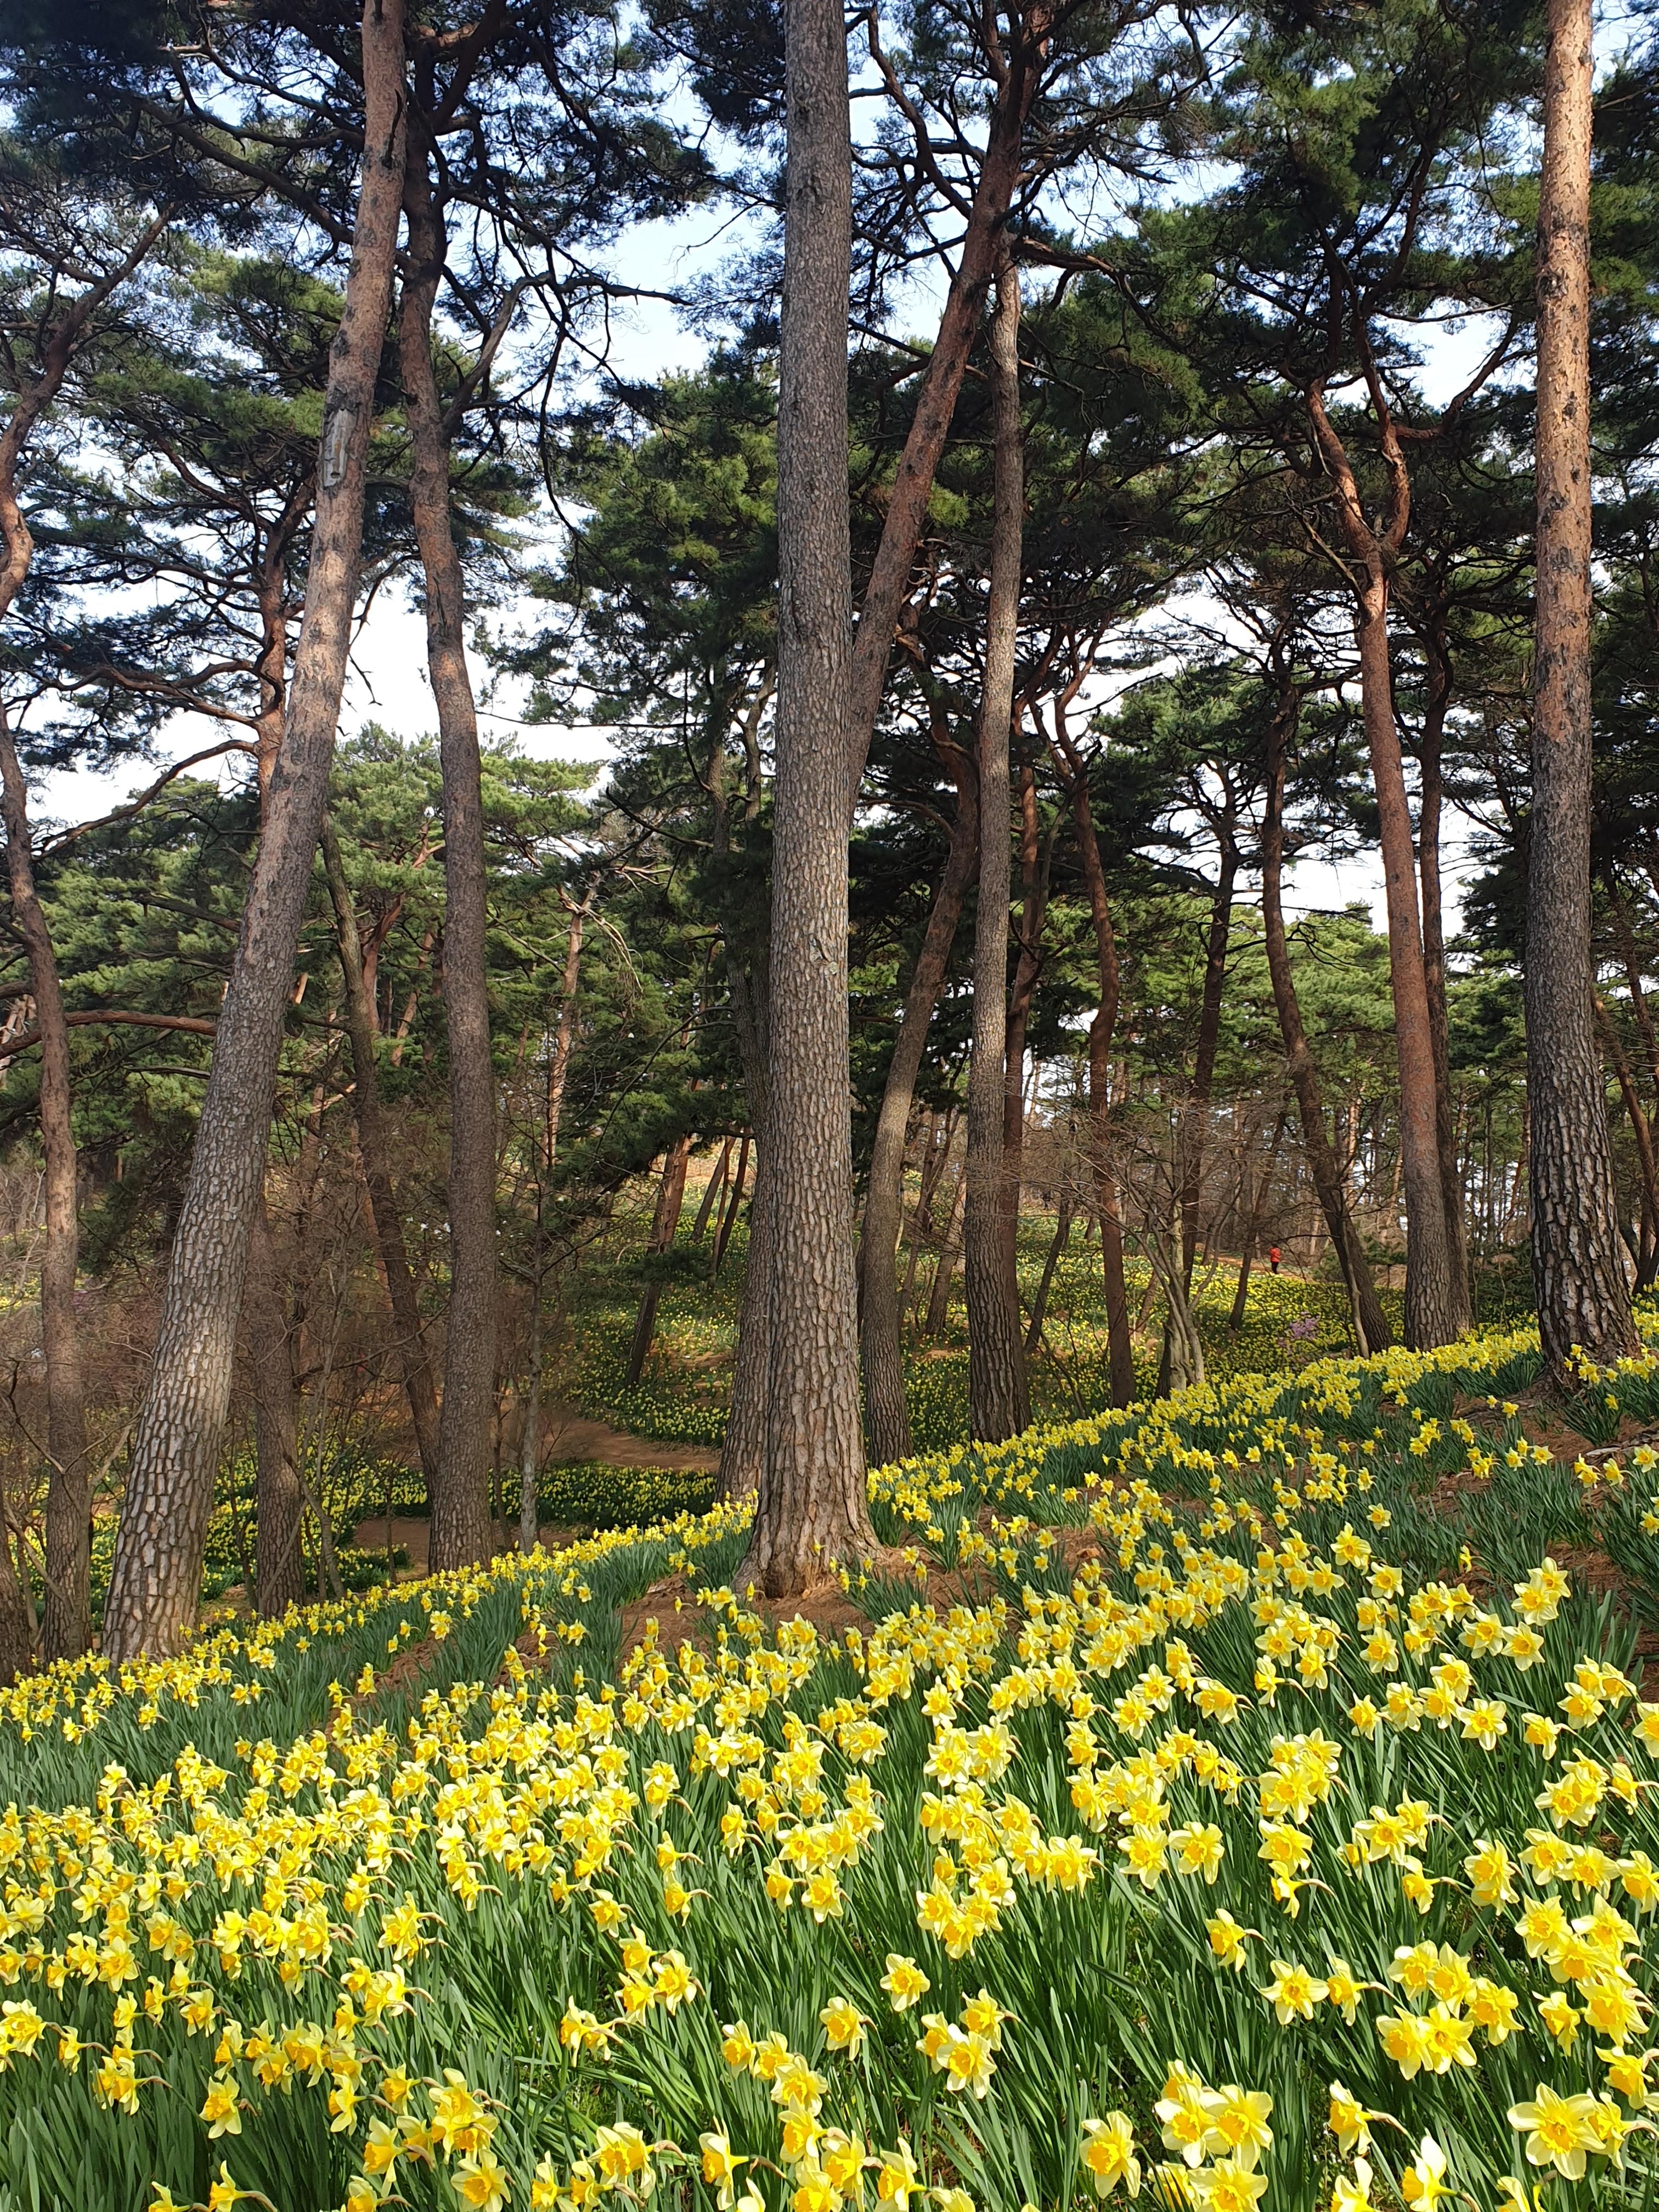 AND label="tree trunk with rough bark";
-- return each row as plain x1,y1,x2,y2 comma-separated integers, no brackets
401,136,496,1575
1262,686,1391,1356
321,817,440,1482
0,713,89,1658
102,0,408,1661
965,258,1029,1444
1527,0,1638,1379
745,0,875,1592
